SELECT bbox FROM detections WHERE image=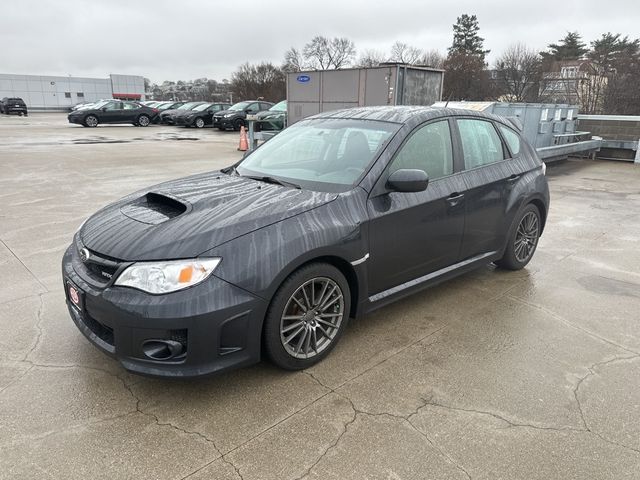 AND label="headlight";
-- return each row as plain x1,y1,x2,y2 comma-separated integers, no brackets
224,113,235,118
114,258,221,294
